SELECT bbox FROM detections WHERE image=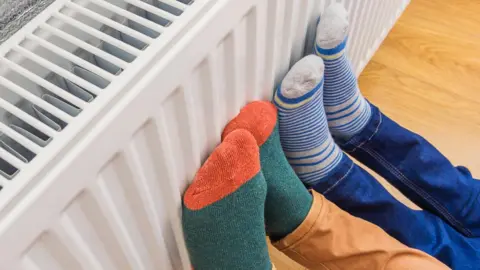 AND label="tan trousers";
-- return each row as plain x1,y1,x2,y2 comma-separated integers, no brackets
272,191,450,270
